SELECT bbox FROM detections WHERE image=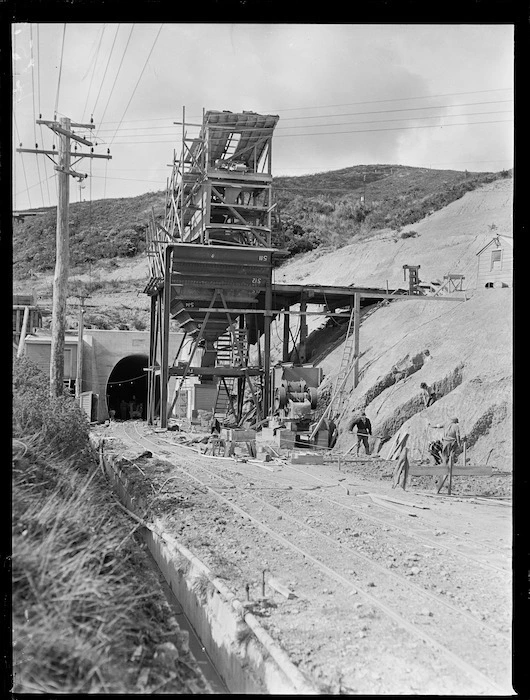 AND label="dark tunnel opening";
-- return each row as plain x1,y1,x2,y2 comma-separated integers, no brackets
106,354,156,420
